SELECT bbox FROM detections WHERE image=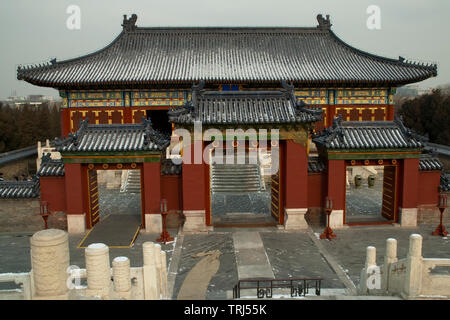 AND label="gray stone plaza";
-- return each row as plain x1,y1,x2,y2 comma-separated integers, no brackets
2,222,449,299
